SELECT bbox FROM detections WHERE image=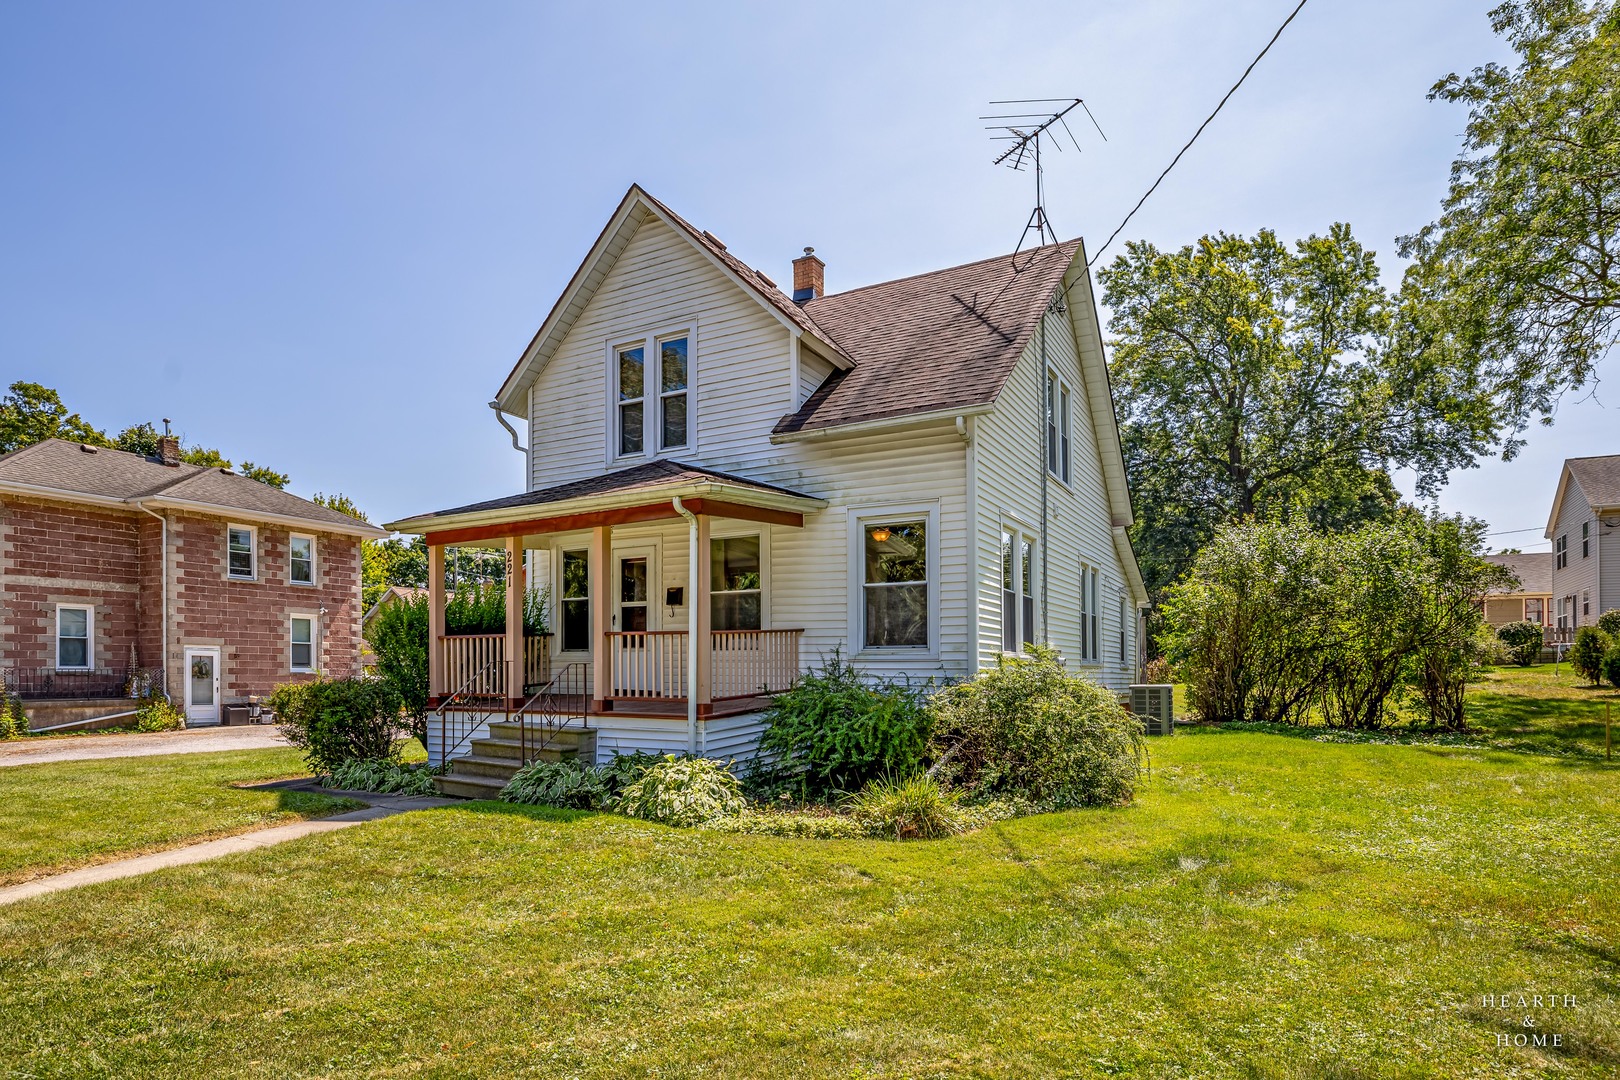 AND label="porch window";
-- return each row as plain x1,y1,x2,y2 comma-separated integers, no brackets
711,535,761,631
560,549,590,652
290,616,315,672
56,604,92,670
863,520,927,648
289,534,315,585
1525,597,1543,624
228,525,256,579
617,345,645,456
660,336,689,450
